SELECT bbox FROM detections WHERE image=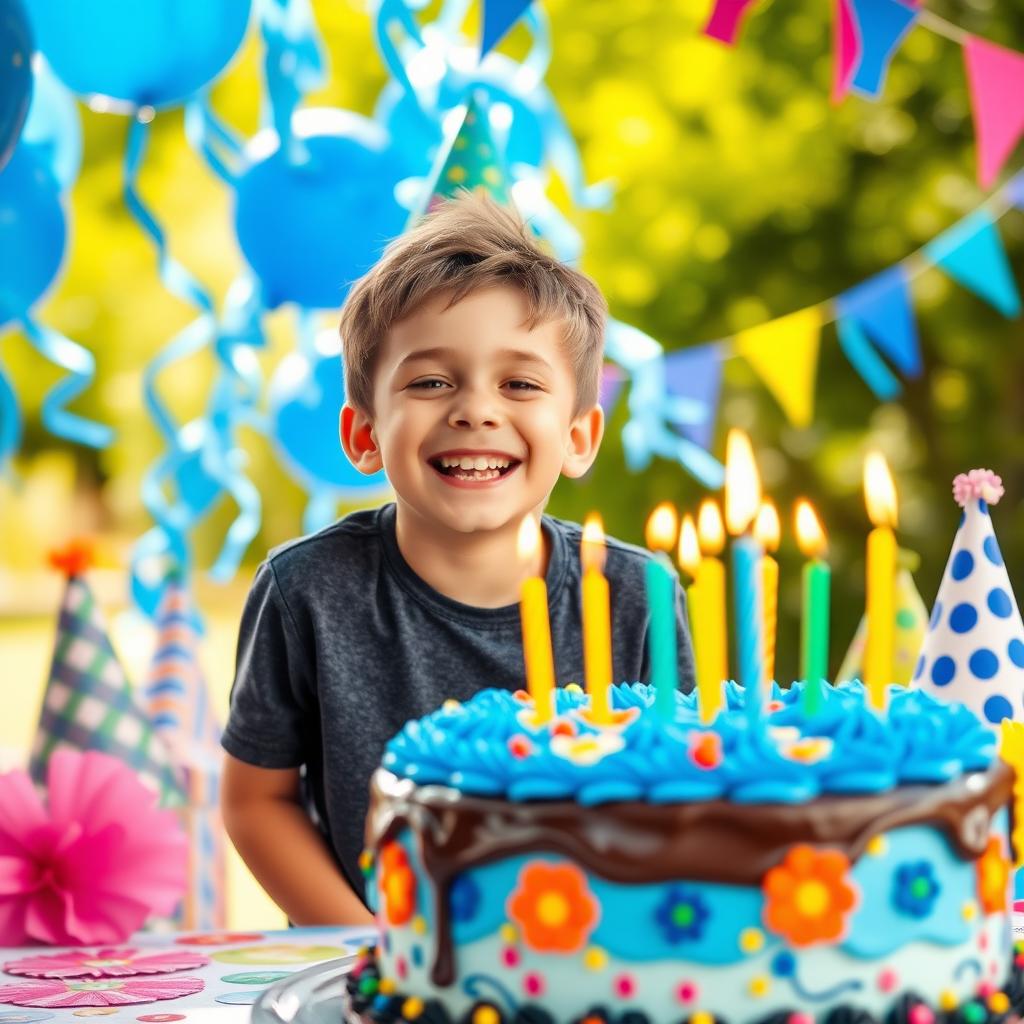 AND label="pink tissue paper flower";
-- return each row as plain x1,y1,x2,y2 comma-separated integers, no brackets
0,749,188,946
953,468,1004,508
0,976,203,1008
4,947,209,979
